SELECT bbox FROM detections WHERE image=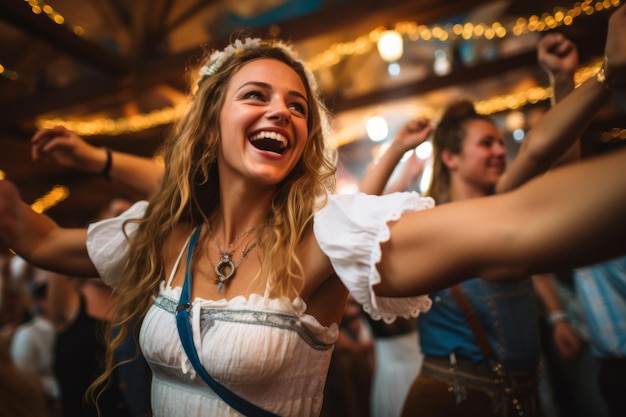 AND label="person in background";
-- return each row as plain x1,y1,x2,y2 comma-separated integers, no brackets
359,31,587,417
46,196,152,417
0,252,54,417
321,295,374,417
0,253,33,348
9,264,60,416
48,271,133,417
0,339,53,417
358,121,430,417
366,312,424,417
0,7,625,416
572,256,626,417
533,271,610,417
